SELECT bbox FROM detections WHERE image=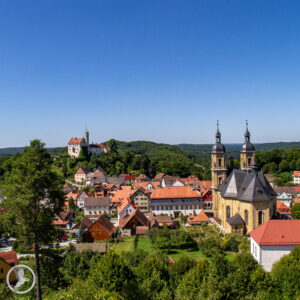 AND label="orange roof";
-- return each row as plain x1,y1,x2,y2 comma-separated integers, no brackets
151,186,200,199
121,186,132,190
117,199,133,214
188,211,210,224
249,220,300,245
0,251,18,265
68,138,83,145
52,220,70,225
134,182,160,189
199,181,212,189
294,171,300,177
277,200,291,215
112,189,137,203
292,187,300,194
66,191,80,200
154,173,165,180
